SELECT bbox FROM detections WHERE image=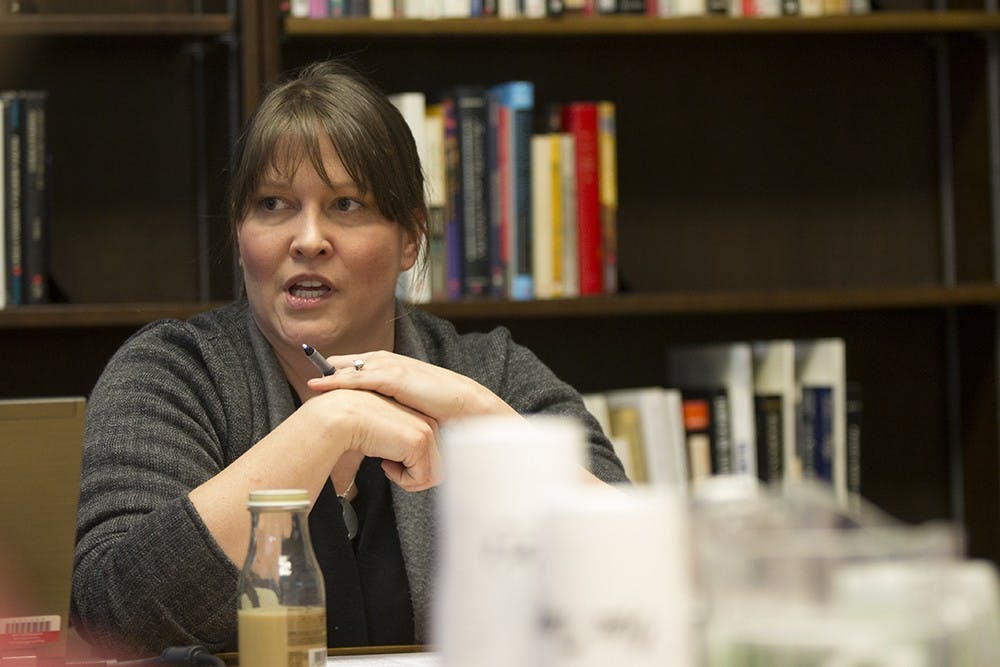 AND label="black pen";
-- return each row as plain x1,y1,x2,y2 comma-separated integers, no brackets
302,343,336,376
